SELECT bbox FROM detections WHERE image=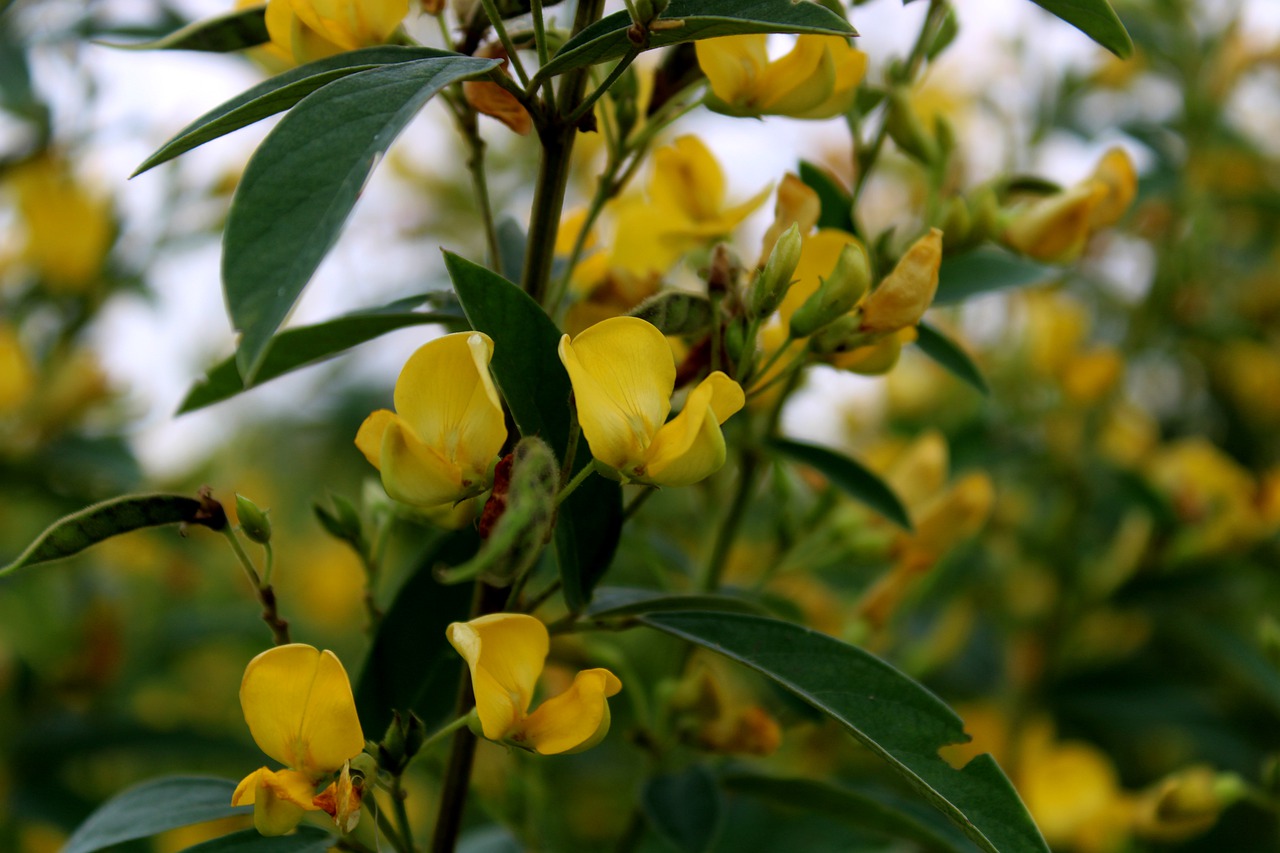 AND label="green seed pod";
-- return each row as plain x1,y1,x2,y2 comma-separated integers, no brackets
789,242,872,338
750,223,802,318
234,494,272,544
